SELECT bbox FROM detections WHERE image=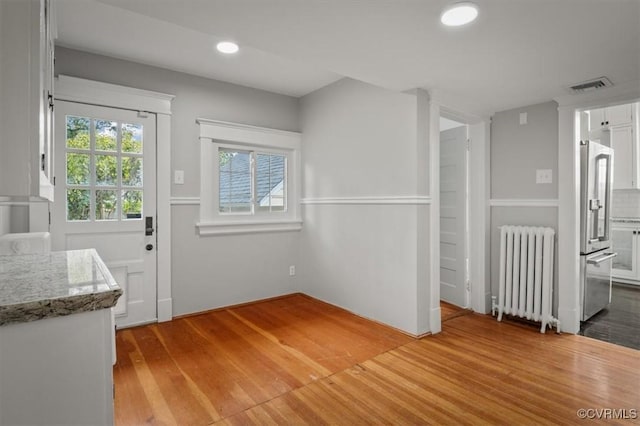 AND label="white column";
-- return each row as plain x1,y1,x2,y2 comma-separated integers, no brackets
557,106,581,333
428,92,442,334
